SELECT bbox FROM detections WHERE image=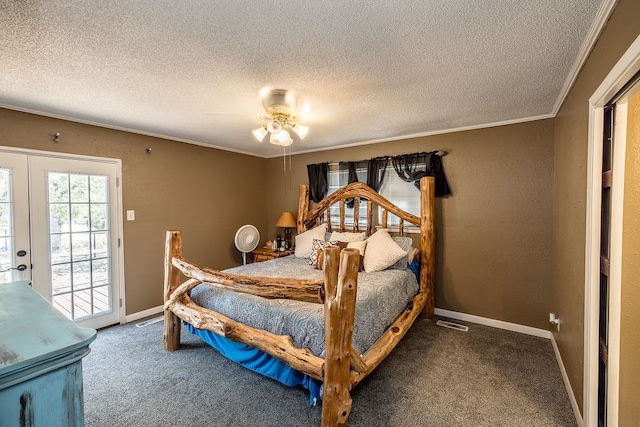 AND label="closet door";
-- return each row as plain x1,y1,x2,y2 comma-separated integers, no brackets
598,105,614,427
